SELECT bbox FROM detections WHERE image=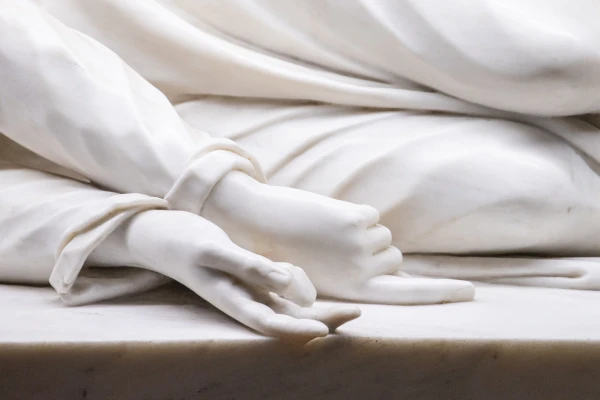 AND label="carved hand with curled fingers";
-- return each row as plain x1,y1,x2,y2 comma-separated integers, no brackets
88,210,360,340
200,171,475,305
